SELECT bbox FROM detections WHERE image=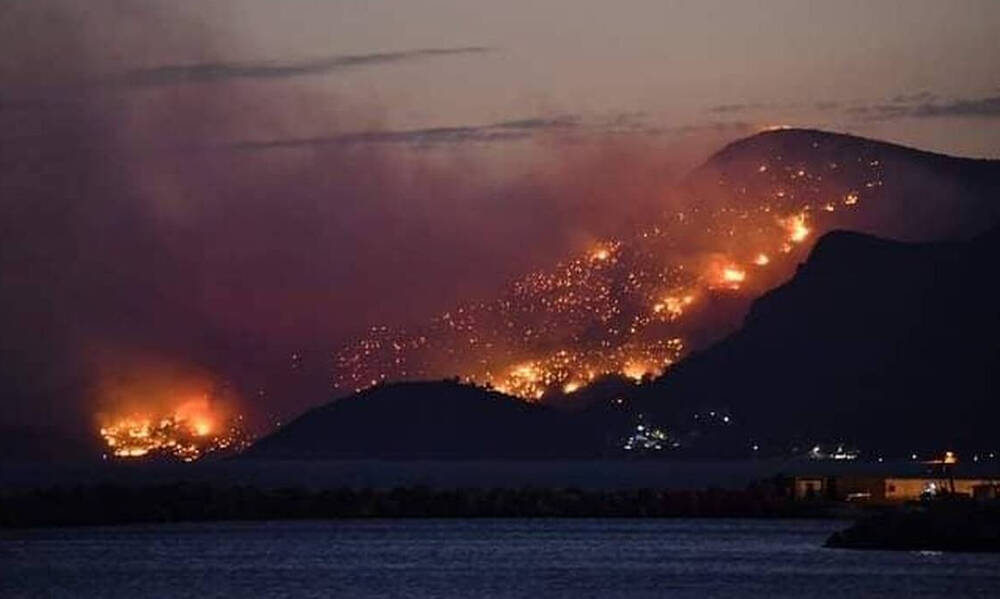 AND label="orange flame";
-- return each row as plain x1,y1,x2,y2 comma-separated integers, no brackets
96,368,248,461
781,213,811,243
